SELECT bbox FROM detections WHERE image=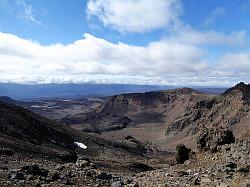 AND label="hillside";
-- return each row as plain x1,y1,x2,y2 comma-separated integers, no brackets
0,83,249,186
0,100,159,168
62,83,250,151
